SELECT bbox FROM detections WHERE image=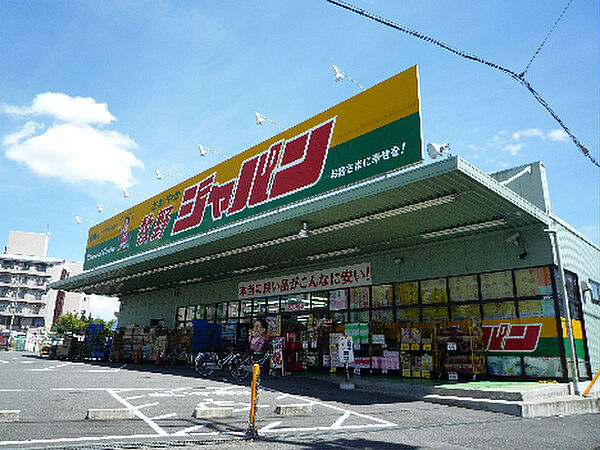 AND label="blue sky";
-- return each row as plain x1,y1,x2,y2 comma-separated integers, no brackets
1,1,598,266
